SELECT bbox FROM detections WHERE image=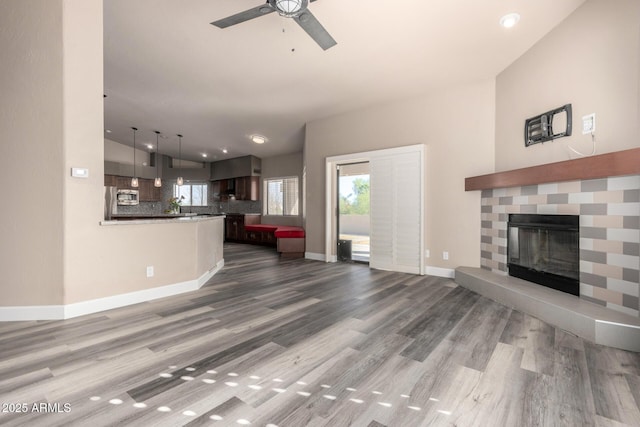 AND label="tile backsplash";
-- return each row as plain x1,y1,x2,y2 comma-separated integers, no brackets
116,202,163,215
480,175,640,317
